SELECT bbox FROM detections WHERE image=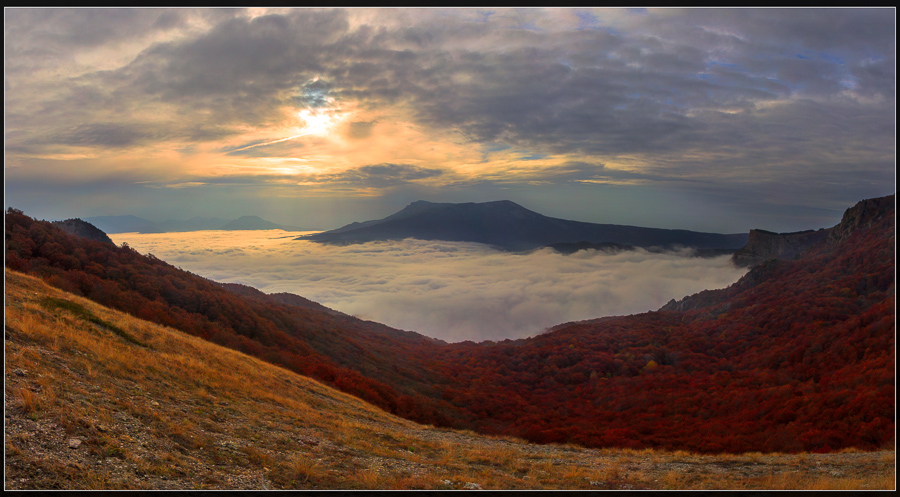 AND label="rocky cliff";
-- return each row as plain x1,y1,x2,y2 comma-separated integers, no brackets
827,194,895,244
731,228,832,267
